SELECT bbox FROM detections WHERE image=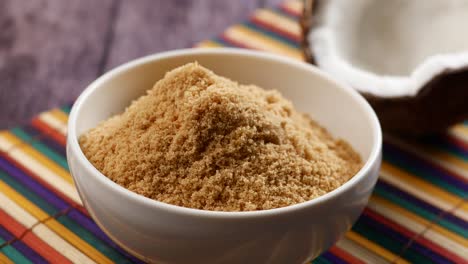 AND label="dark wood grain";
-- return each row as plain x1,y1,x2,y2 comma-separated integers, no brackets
0,0,284,128
105,0,282,69
0,0,114,128
107,0,257,68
